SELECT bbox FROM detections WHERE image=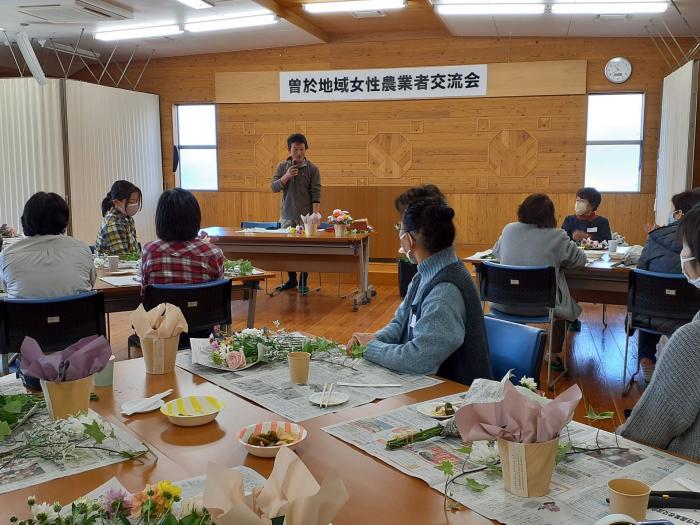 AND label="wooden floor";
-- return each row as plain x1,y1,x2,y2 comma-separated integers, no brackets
107,275,643,432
